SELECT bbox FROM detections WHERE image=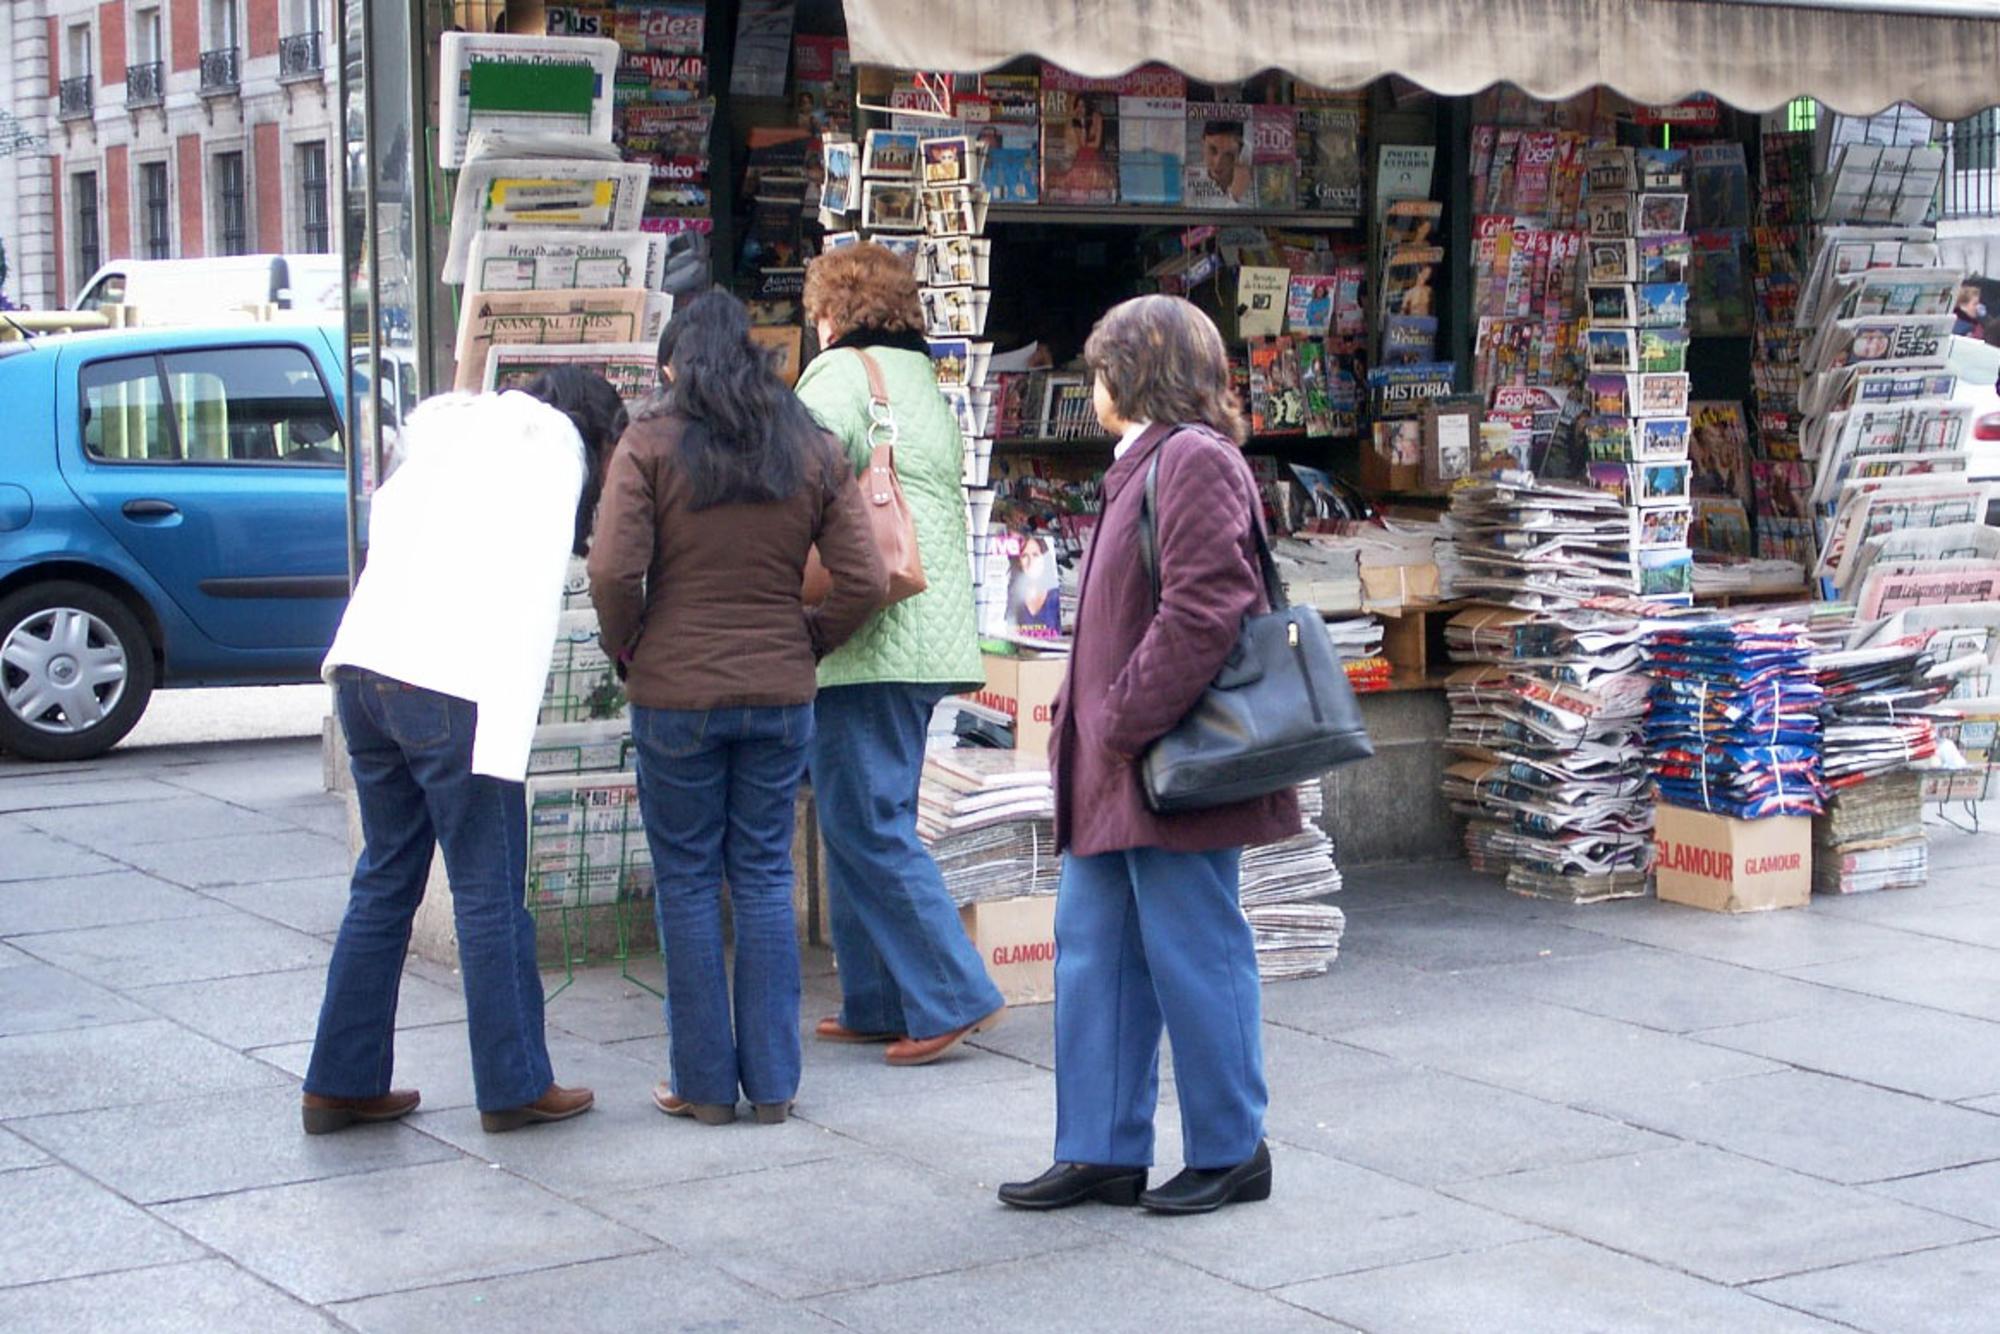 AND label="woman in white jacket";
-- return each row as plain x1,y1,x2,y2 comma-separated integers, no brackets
302,369,621,1136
